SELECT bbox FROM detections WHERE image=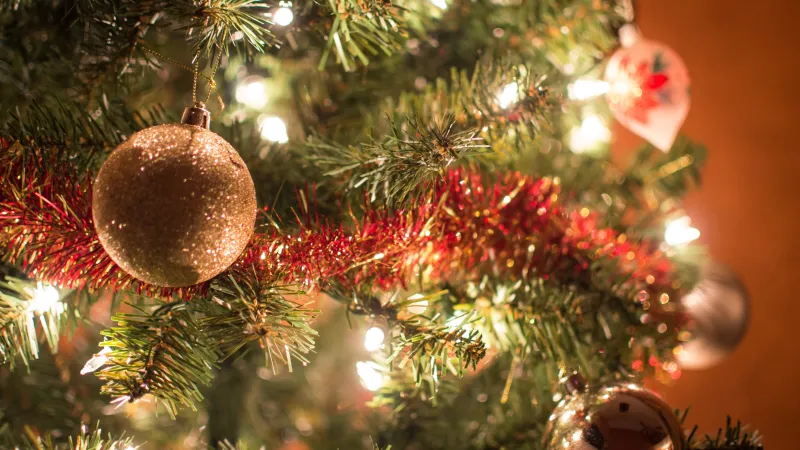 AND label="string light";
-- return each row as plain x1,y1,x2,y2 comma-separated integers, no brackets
406,293,428,315
363,326,385,352
664,215,700,246
81,346,112,375
272,3,294,27
26,282,63,315
356,361,386,391
497,82,520,109
569,113,610,153
259,116,289,143
567,78,609,100
235,76,268,109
